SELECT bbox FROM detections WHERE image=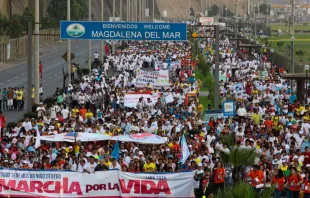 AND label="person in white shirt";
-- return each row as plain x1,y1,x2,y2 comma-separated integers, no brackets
61,106,70,120
94,51,99,62
78,159,91,173
237,103,247,117
86,156,98,173
22,118,33,131
78,93,86,106
109,158,121,170
36,103,46,118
